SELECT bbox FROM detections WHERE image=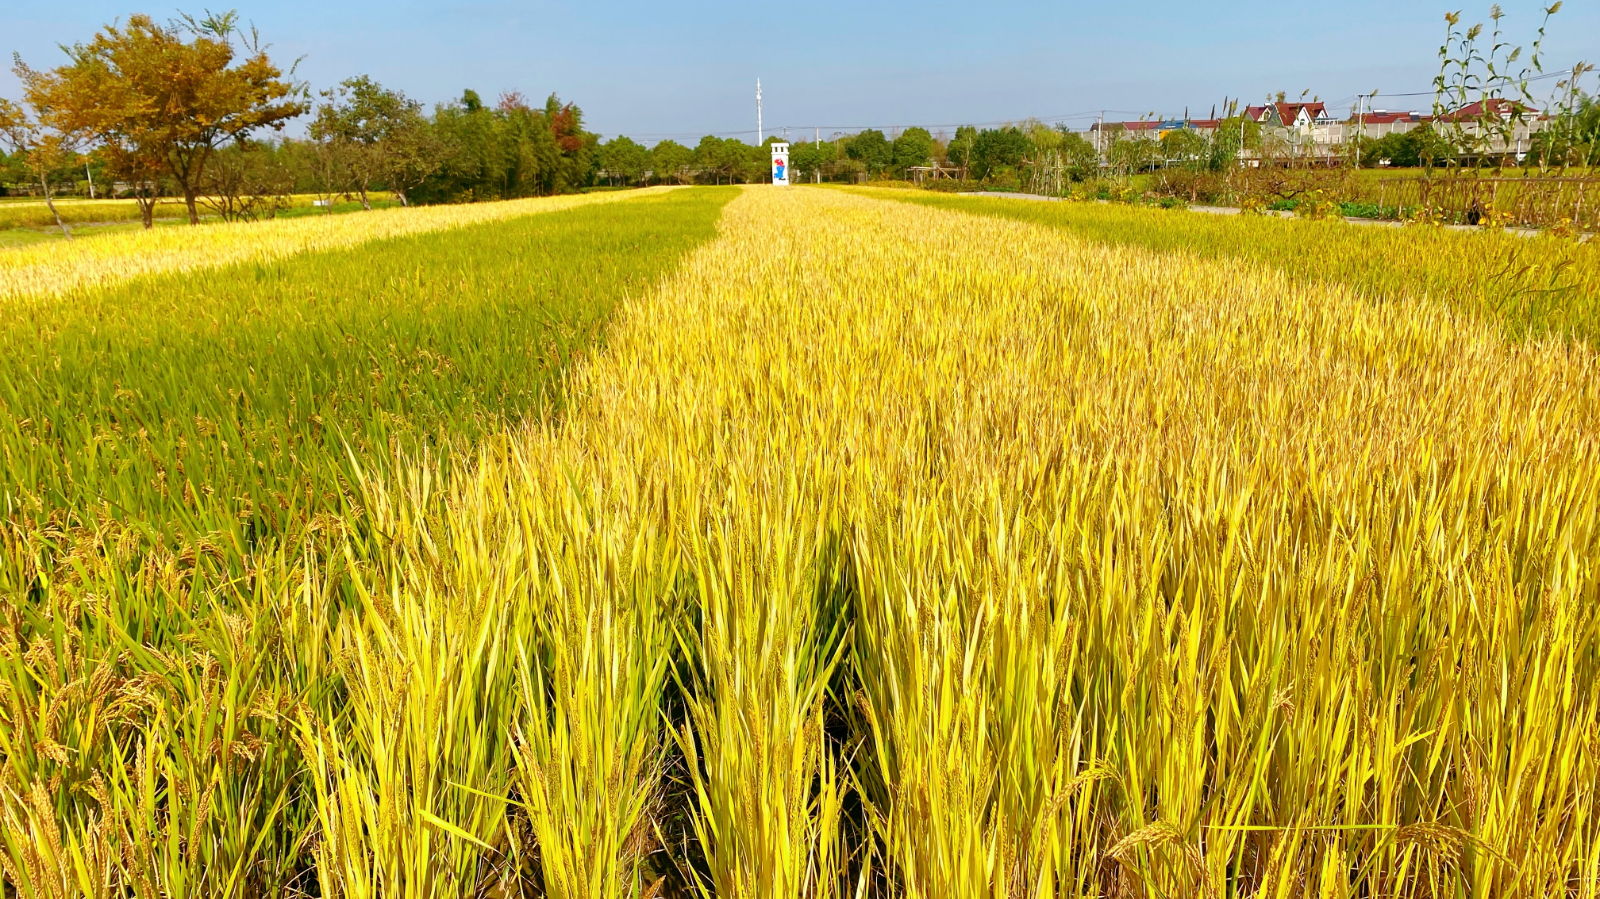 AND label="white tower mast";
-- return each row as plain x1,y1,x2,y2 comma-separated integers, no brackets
756,79,763,143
